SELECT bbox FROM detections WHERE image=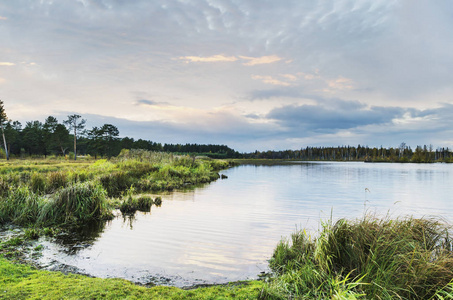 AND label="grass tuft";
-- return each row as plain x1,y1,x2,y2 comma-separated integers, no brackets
261,215,453,299
37,182,112,226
